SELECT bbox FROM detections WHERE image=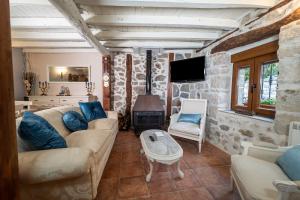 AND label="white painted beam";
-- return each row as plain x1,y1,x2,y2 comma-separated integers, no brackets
49,0,109,54
86,15,239,30
101,40,204,48
75,0,275,8
12,41,91,48
11,31,84,41
10,0,51,5
96,31,220,41
22,48,98,53
11,18,72,29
